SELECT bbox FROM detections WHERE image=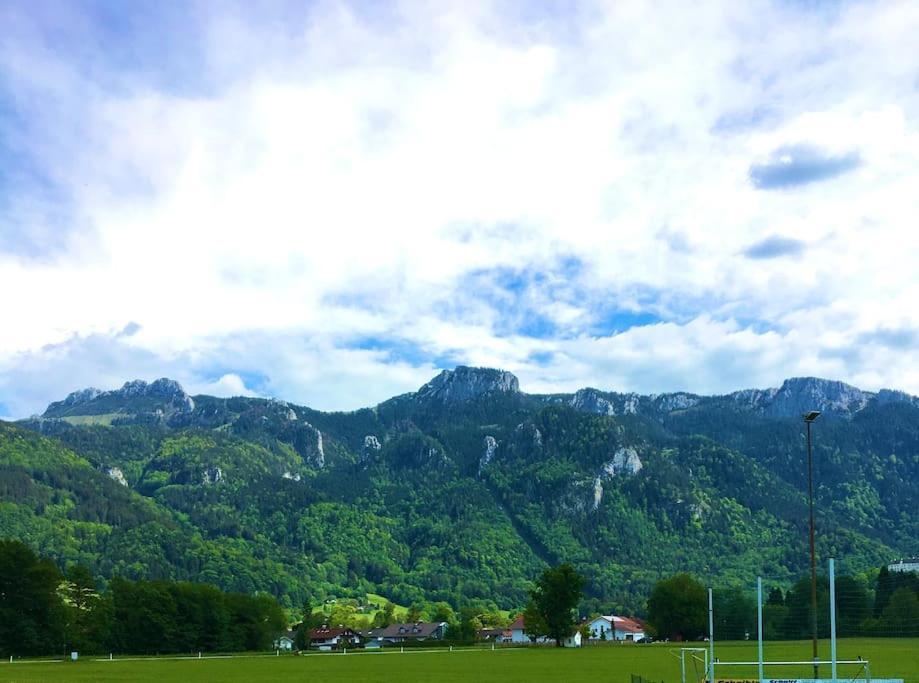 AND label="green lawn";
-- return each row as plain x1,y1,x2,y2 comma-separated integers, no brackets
2,640,917,683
